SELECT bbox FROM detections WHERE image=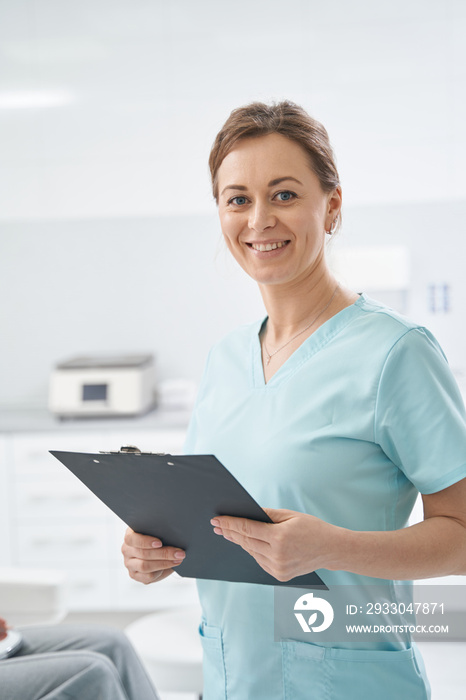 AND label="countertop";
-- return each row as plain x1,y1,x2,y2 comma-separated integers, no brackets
0,406,192,434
